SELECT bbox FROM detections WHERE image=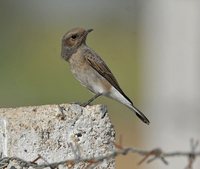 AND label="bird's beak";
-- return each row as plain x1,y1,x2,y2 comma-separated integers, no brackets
87,29,93,34
80,29,93,44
